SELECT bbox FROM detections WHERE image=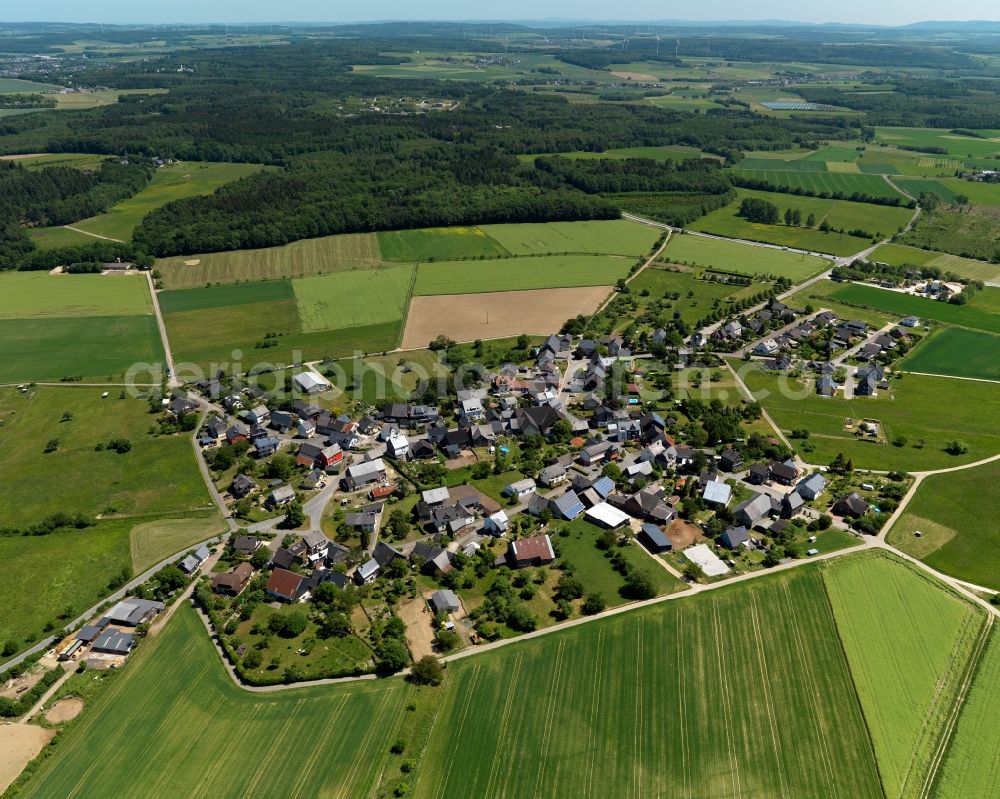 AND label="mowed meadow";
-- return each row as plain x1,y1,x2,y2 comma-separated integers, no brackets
0,272,163,382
